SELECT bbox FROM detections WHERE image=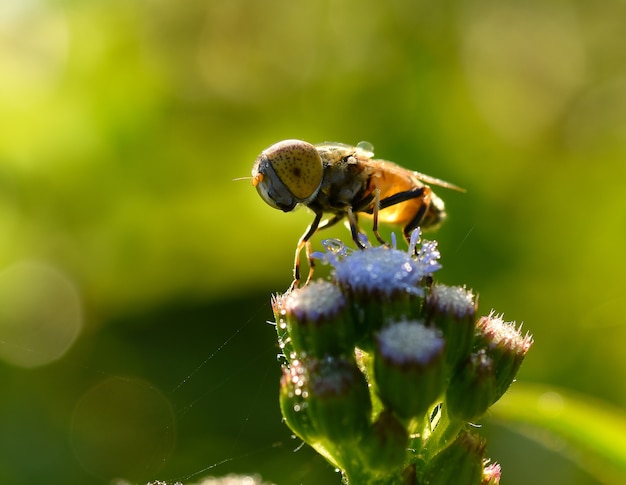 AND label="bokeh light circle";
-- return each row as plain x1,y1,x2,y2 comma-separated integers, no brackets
70,376,176,481
0,260,82,368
